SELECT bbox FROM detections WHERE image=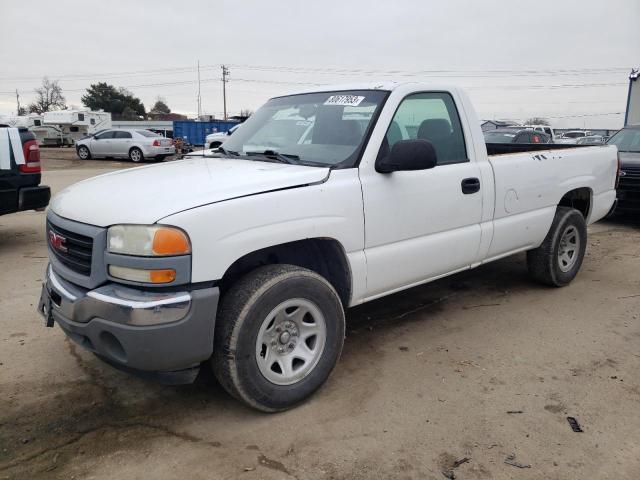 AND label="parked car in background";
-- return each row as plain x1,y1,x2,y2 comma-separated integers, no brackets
75,129,175,162
556,130,592,144
0,126,50,216
483,127,551,144
205,123,241,149
514,124,556,140
607,125,640,213
40,82,617,411
576,135,606,145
